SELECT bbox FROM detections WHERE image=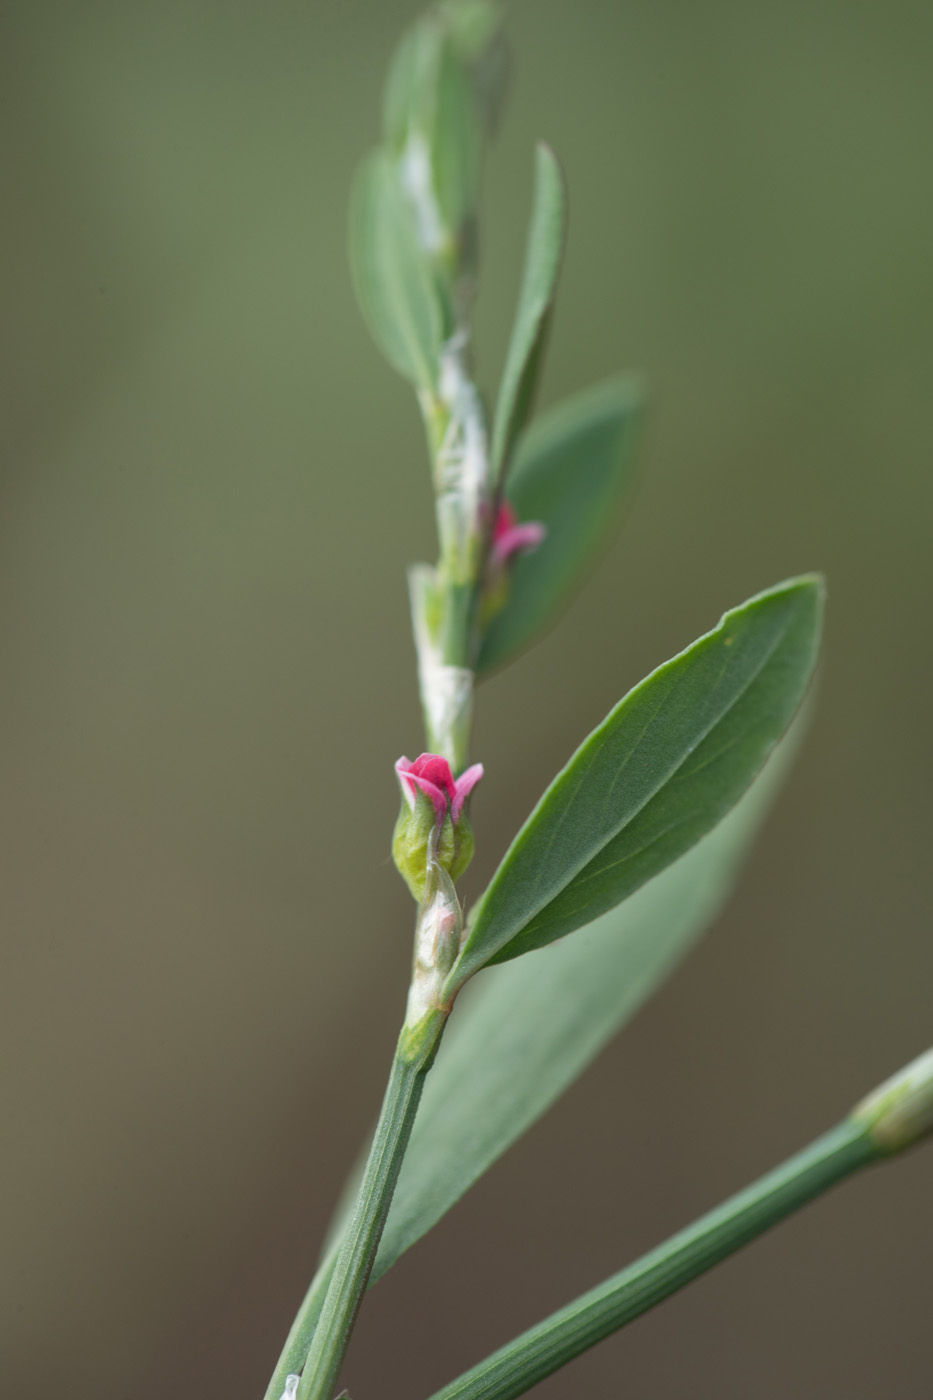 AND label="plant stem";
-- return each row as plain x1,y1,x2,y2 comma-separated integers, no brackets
295,1013,445,1400
441,580,476,668
427,1118,880,1400
412,340,490,774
